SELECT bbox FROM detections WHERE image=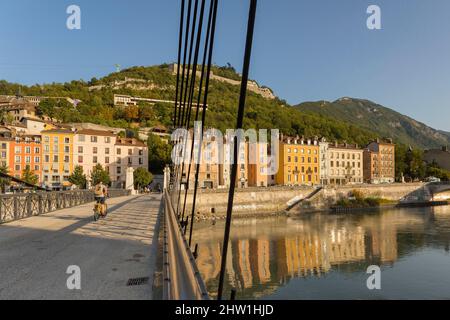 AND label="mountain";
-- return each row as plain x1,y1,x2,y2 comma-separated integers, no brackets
294,97,449,149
